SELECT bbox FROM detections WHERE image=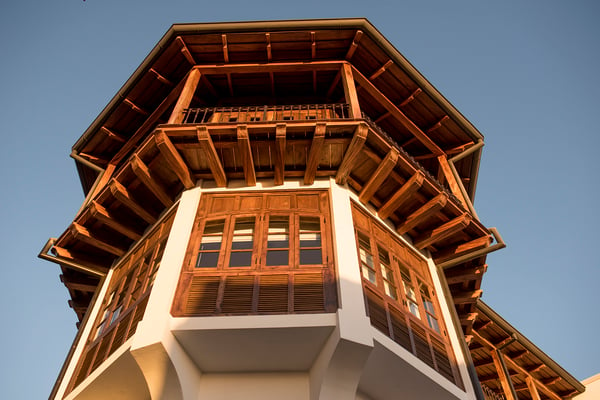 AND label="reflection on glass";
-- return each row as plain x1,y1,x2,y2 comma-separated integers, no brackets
267,217,289,266
378,246,397,300
358,233,376,283
229,217,254,267
196,220,224,268
299,217,322,265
